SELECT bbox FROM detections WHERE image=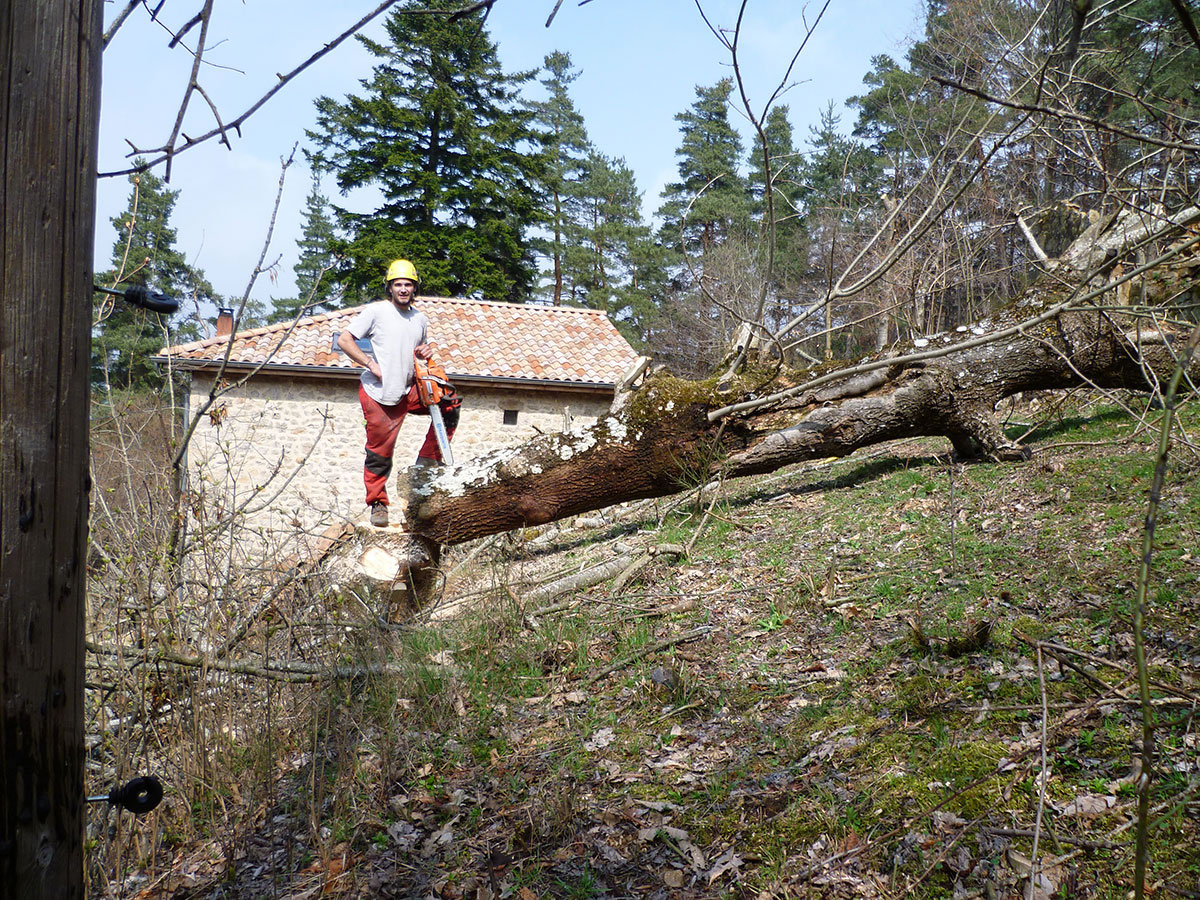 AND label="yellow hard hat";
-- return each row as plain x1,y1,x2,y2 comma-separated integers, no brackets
385,259,419,284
